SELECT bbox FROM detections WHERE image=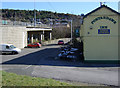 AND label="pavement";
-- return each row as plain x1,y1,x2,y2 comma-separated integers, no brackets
0,44,120,86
